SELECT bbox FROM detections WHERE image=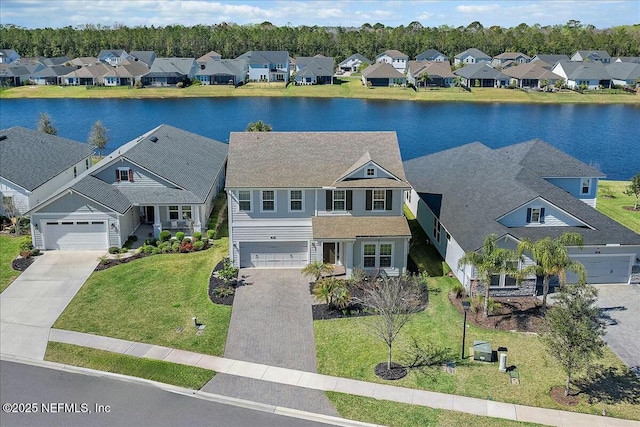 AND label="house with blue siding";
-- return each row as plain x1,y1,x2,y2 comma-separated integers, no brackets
28,125,227,251
237,51,290,82
416,49,448,62
404,140,640,293
226,132,411,276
